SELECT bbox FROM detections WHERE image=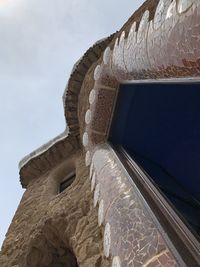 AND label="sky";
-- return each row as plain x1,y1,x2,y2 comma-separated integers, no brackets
0,0,144,247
